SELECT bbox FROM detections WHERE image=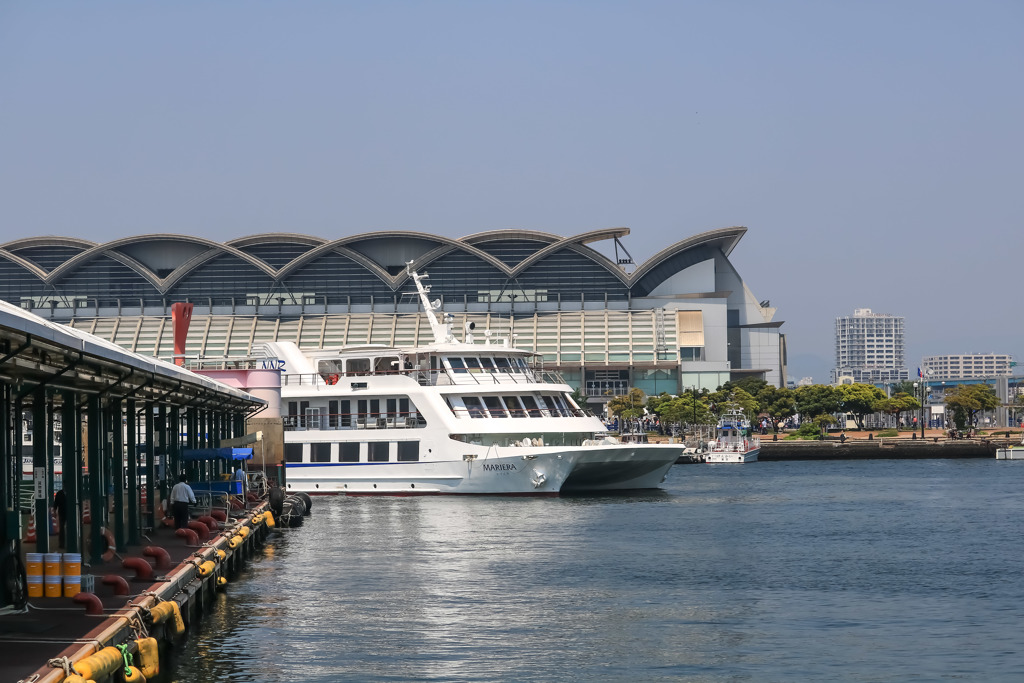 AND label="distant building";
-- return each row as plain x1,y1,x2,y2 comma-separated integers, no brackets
831,308,909,385
921,353,1014,380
